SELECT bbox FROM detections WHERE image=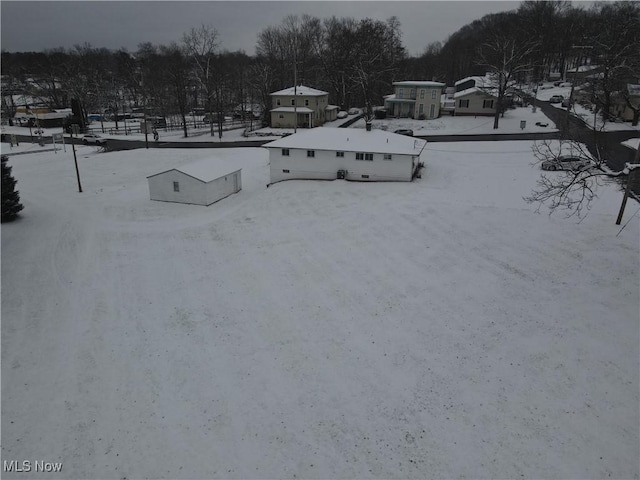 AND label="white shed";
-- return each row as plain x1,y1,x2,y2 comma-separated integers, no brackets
147,158,242,206
263,127,426,183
